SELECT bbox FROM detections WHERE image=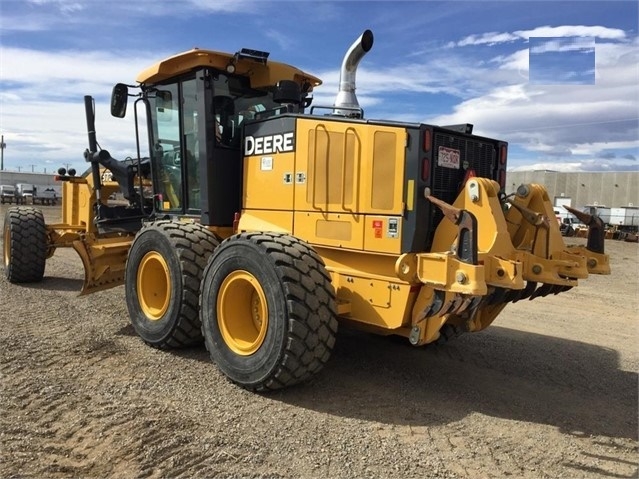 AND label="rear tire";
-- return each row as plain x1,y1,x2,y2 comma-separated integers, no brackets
200,232,338,391
125,221,219,349
3,207,47,283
